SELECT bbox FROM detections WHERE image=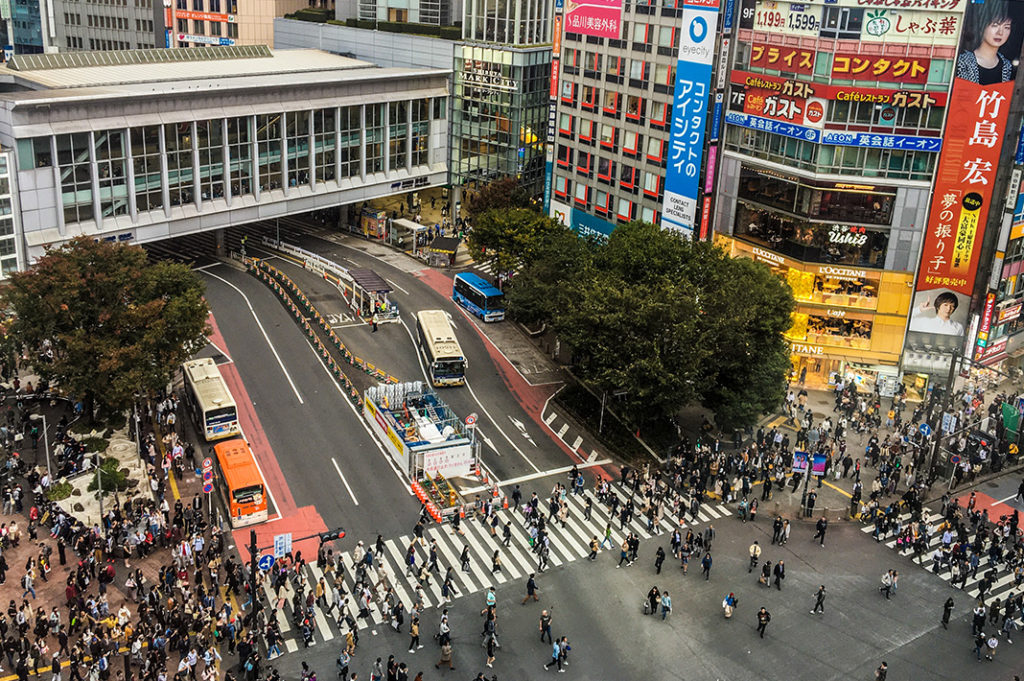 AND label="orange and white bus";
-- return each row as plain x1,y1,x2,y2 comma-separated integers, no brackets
213,439,268,527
